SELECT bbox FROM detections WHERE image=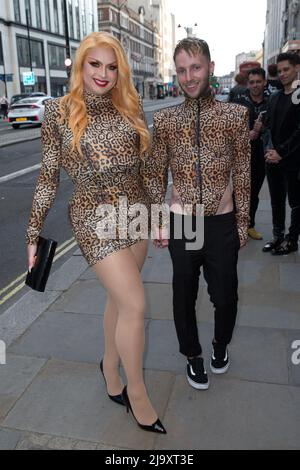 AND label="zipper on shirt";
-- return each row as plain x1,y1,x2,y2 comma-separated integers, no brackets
196,99,203,206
